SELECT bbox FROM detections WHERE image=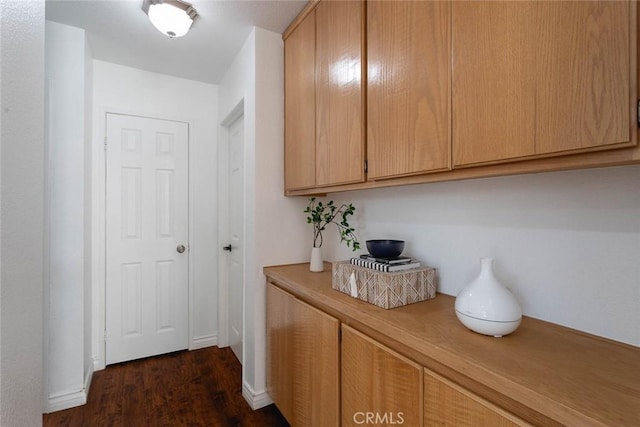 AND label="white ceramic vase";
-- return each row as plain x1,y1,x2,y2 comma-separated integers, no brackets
455,258,522,337
310,247,324,272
